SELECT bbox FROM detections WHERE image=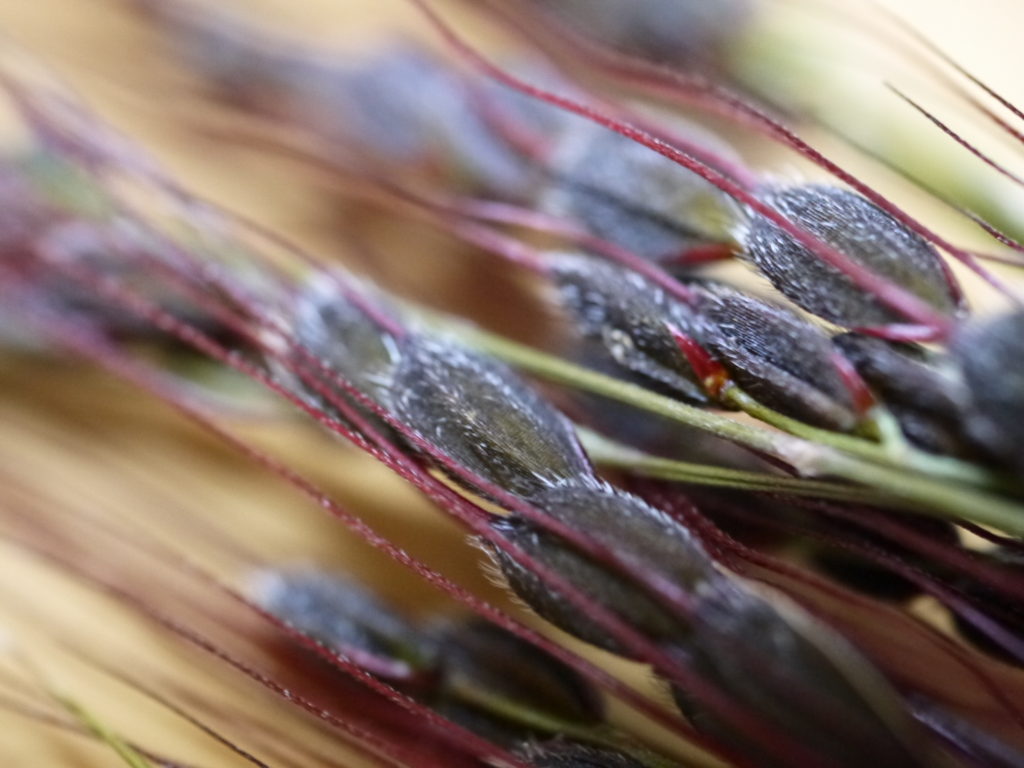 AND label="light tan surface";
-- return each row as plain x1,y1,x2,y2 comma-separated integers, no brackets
0,1,1021,765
